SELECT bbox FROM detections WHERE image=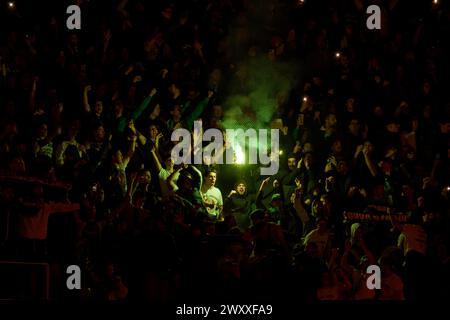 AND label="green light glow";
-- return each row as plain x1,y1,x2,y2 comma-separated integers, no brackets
234,142,246,164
